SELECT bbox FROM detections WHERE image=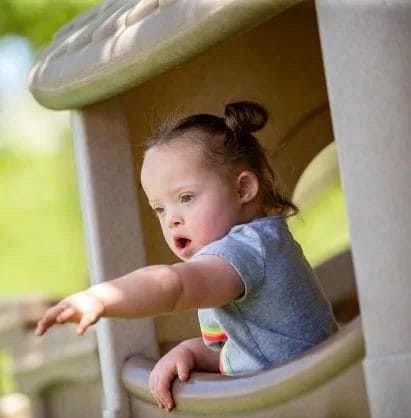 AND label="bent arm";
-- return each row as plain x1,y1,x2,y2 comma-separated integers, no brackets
149,337,220,410
180,337,220,372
